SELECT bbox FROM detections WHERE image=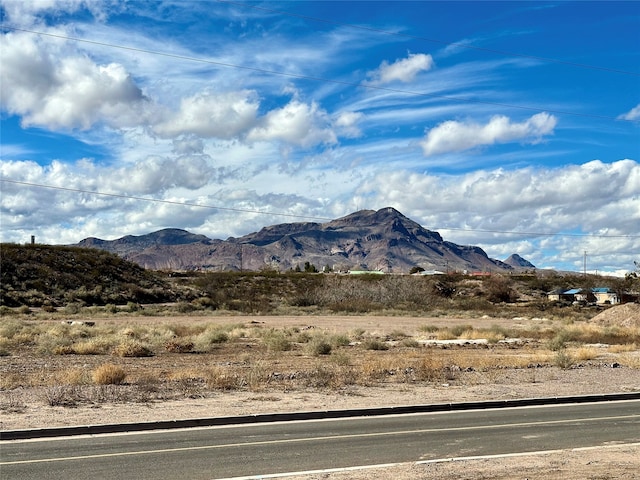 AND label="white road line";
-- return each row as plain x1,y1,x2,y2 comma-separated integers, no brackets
217,443,640,480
